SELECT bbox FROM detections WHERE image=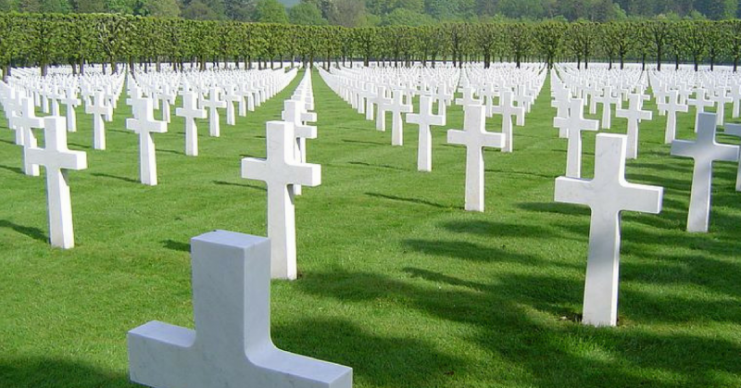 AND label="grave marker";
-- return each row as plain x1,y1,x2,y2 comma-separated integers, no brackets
555,133,663,327
407,94,445,172
128,230,352,388
176,91,207,157
126,97,168,186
